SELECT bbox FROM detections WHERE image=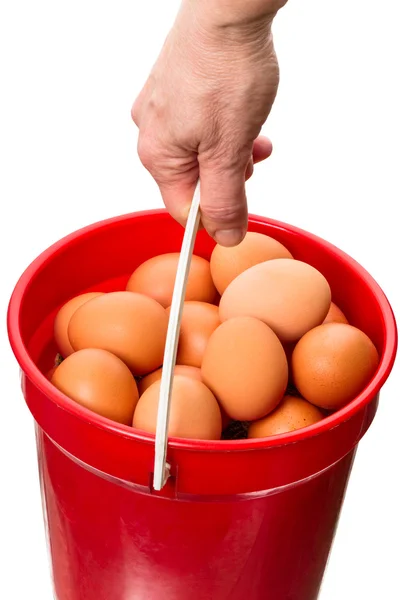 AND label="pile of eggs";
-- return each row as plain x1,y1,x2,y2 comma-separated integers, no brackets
48,232,380,441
